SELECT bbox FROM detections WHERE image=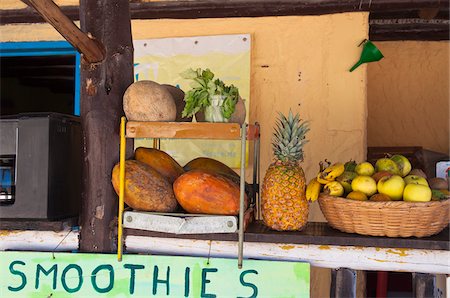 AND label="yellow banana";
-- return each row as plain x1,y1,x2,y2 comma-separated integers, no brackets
306,178,322,201
318,162,345,182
